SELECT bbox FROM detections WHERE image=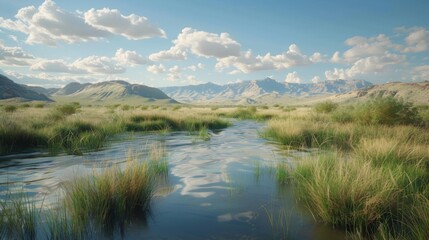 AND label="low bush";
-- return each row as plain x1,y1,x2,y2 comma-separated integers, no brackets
354,97,421,125
3,105,17,112
314,101,338,113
